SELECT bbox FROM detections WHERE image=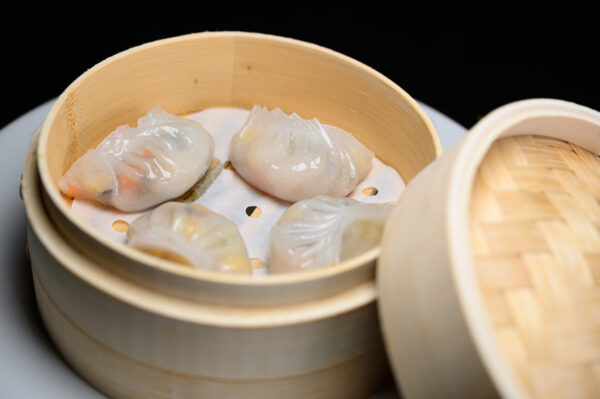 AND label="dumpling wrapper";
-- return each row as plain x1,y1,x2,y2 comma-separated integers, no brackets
229,106,373,202
59,107,214,212
269,196,393,273
127,202,251,274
